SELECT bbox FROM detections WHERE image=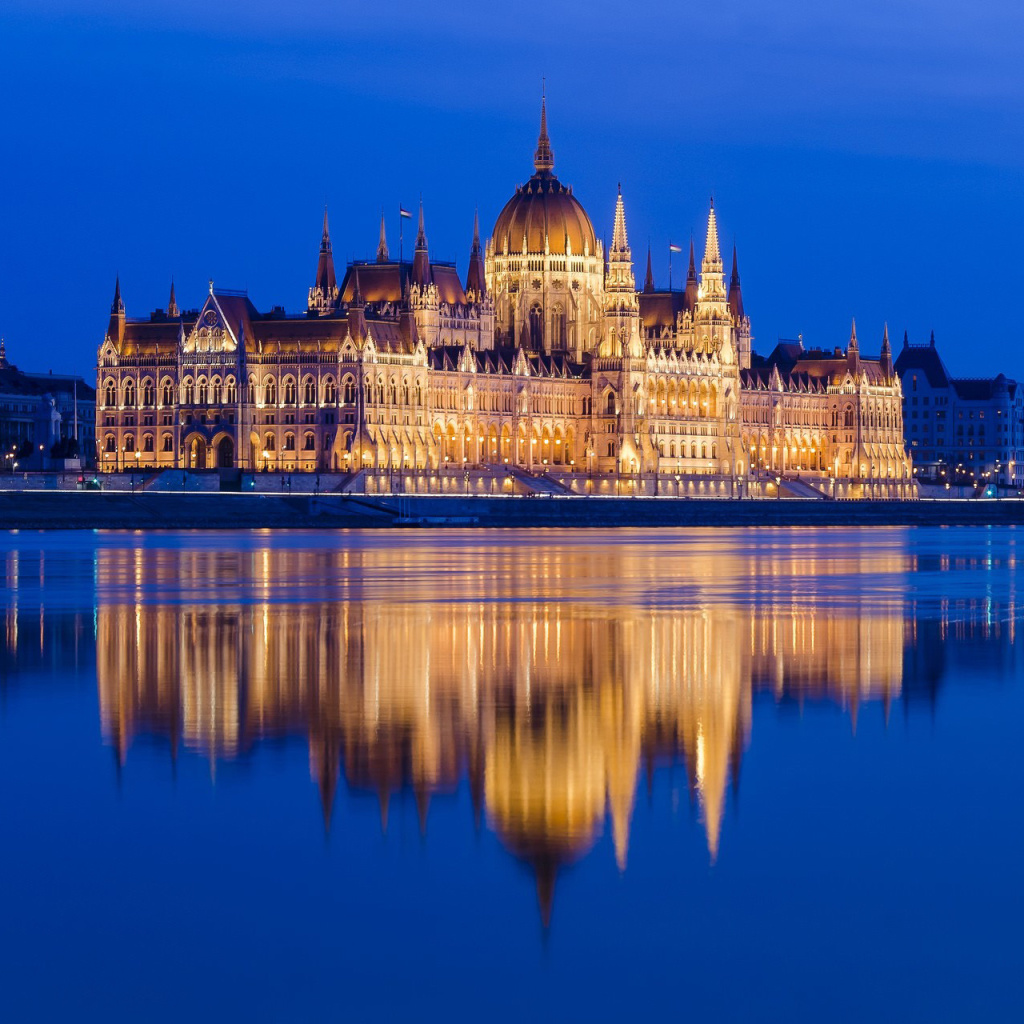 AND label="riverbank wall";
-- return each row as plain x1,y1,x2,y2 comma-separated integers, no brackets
3,490,1024,530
